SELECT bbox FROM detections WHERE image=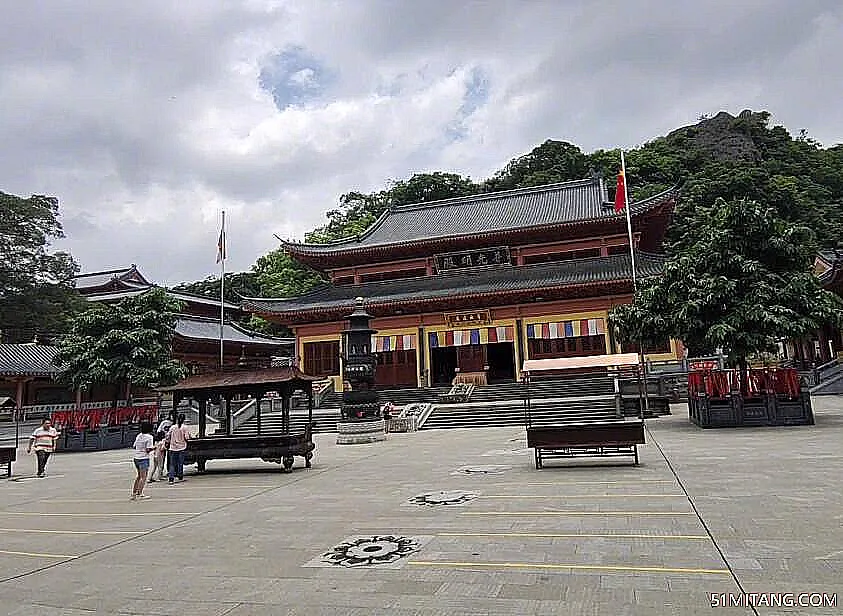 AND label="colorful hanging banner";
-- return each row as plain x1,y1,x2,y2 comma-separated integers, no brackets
526,318,606,339
371,334,416,352
428,326,514,348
